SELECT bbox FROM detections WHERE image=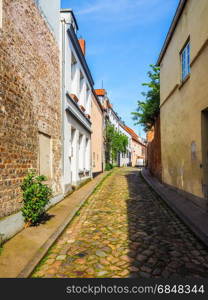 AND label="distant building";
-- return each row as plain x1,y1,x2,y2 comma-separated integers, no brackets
157,0,208,210
94,89,146,168
119,123,132,167
91,90,104,177
124,126,146,167
95,89,120,166
60,9,93,193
